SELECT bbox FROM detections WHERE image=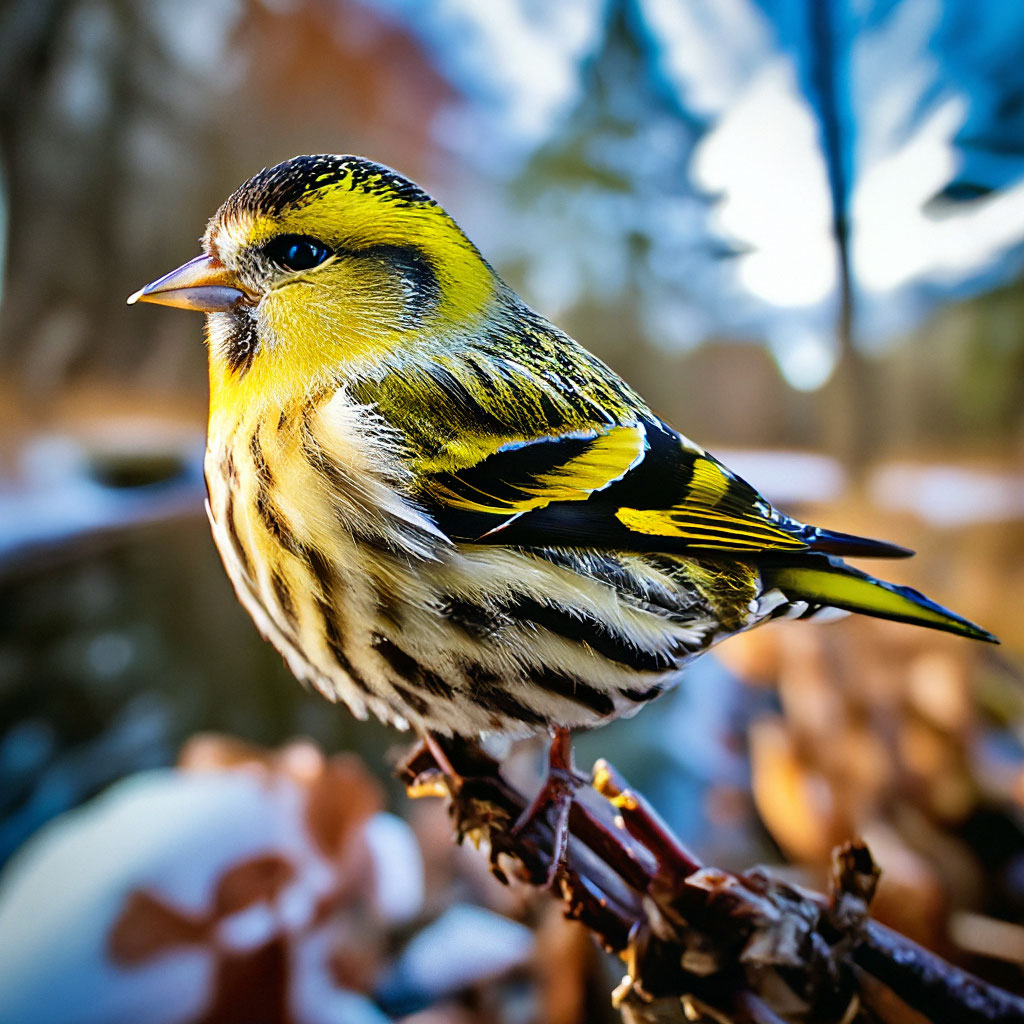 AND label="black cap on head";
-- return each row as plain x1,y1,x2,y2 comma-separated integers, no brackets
221,154,437,220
